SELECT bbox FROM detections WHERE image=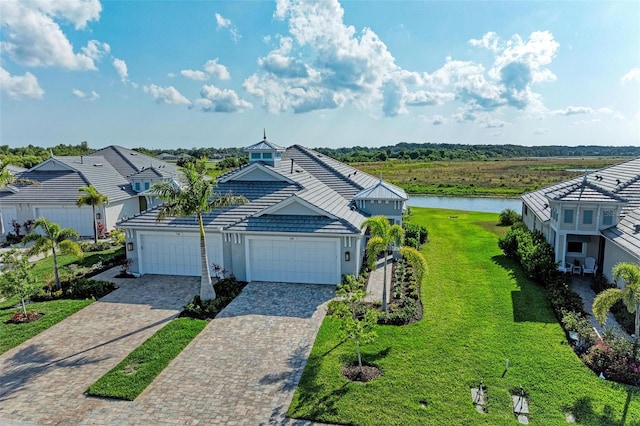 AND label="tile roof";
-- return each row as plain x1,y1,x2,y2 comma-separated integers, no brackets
601,208,640,260
354,179,408,200
243,138,285,152
522,157,640,222
130,166,177,179
119,144,397,235
87,145,179,178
